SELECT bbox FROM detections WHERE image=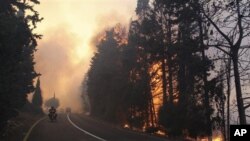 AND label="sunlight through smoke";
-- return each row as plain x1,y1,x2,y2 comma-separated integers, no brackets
34,0,136,112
